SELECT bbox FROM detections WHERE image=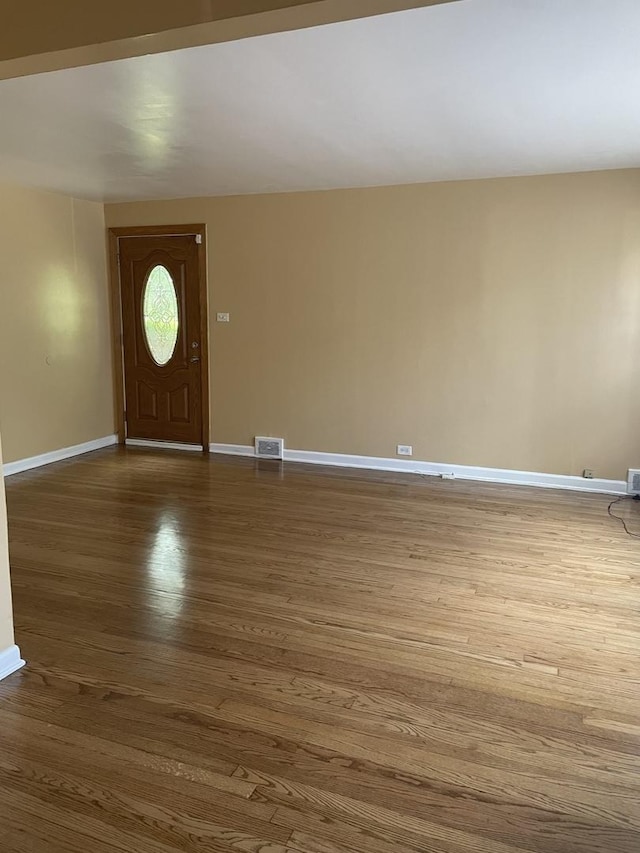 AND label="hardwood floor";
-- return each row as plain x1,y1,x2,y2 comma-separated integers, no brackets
1,447,639,853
